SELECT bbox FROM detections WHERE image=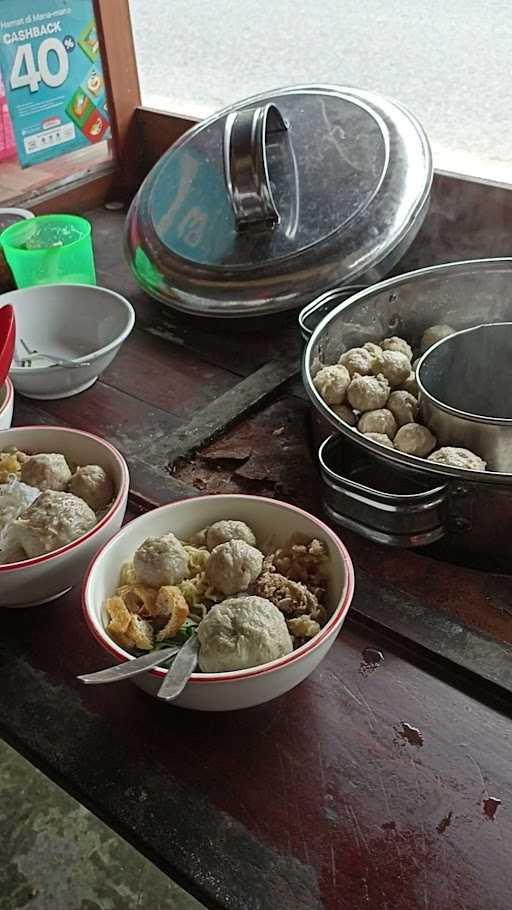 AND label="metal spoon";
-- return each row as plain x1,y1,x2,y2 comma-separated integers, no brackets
16,338,91,369
77,645,180,685
156,634,199,701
